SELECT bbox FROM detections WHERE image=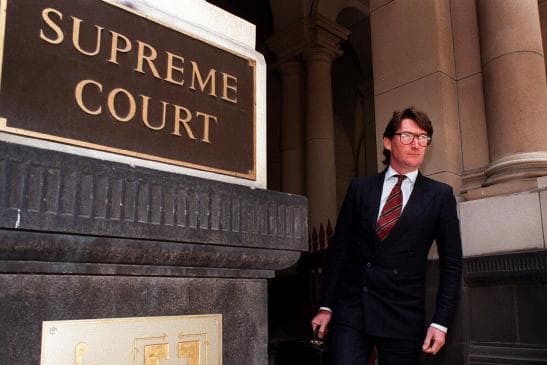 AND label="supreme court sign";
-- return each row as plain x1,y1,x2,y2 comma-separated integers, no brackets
0,0,266,186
